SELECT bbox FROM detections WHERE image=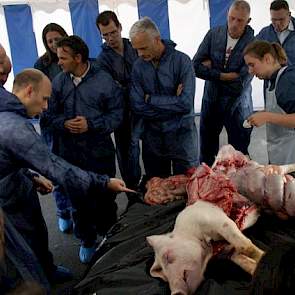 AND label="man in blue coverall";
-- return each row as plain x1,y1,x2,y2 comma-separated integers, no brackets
0,68,131,289
44,35,125,263
129,17,198,179
256,0,295,65
96,11,141,200
193,0,254,166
